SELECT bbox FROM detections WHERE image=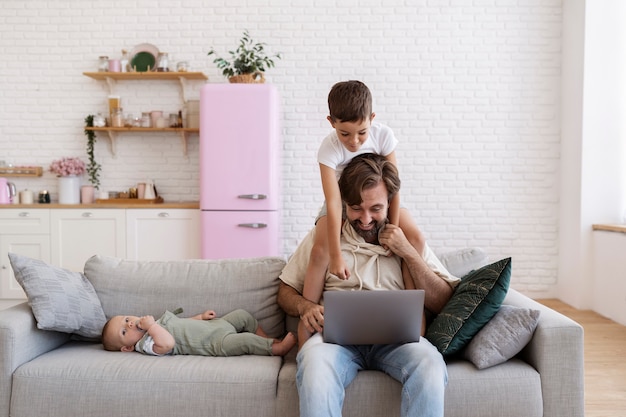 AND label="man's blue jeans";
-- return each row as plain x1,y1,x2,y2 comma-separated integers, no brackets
296,333,447,417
